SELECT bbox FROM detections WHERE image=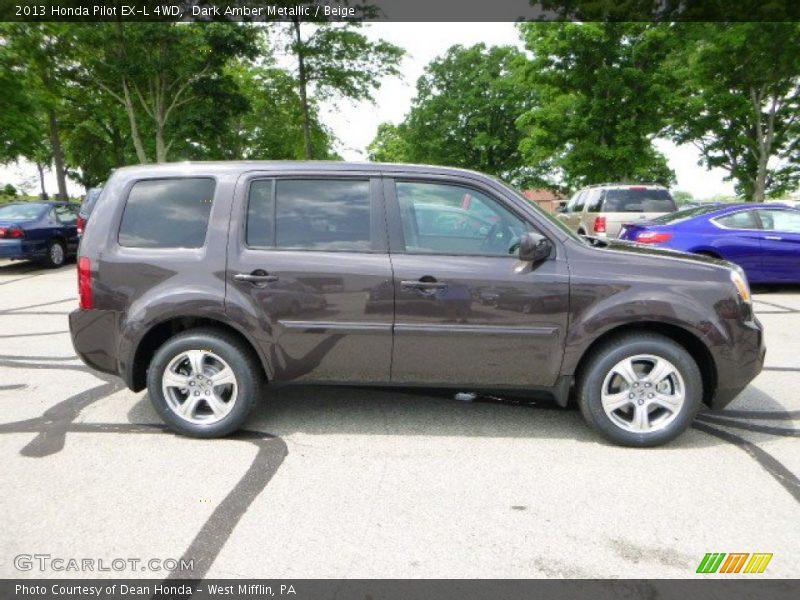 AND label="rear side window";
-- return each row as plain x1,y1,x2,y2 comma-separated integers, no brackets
715,210,759,230
54,204,78,225
602,189,676,213
118,178,215,248
585,189,604,212
274,179,371,251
